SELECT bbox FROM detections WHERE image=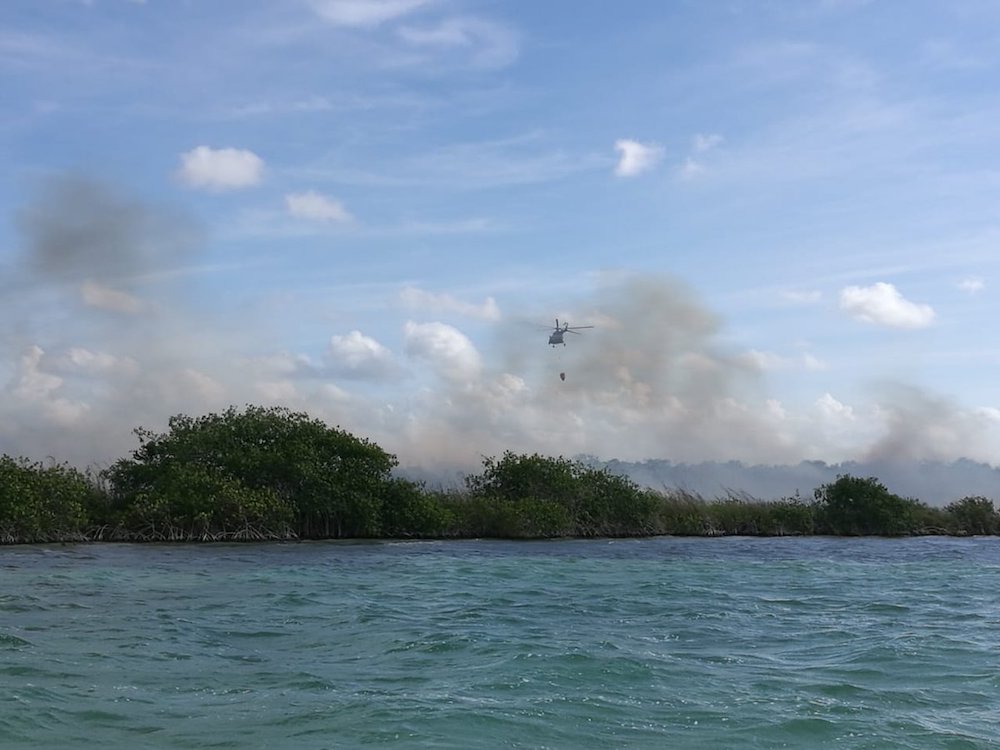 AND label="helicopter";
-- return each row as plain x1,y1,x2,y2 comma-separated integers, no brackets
547,318,594,346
